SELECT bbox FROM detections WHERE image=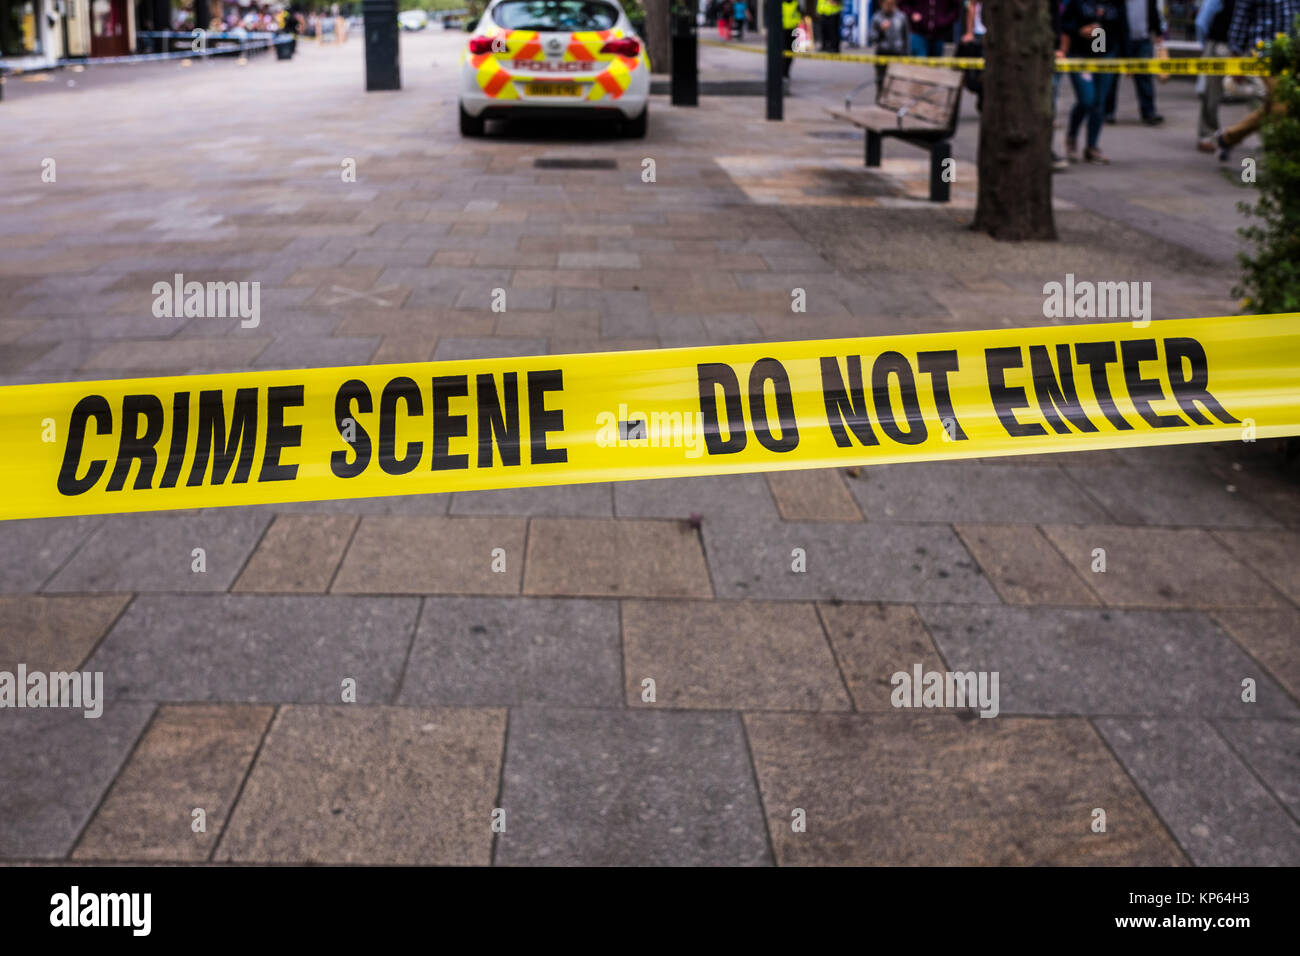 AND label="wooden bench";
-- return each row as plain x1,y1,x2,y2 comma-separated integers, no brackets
827,63,963,202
